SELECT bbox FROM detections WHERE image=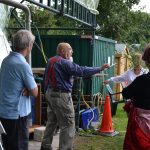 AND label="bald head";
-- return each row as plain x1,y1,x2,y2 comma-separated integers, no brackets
57,42,73,59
